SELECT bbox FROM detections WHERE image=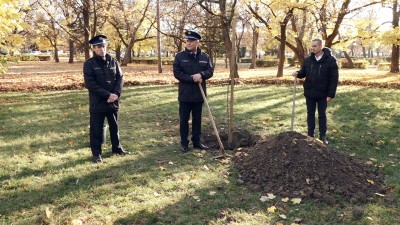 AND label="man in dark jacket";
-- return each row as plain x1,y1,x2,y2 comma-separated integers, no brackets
293,38,339,144
83,34,130,163
173,31,214,152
